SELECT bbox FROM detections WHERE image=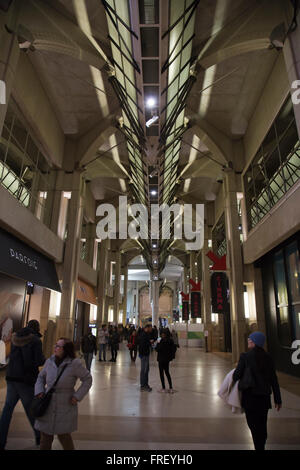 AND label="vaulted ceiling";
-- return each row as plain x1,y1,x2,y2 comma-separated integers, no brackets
8,0,294,277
